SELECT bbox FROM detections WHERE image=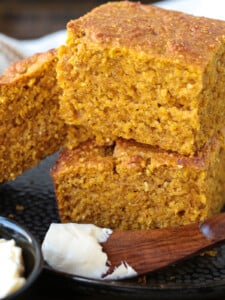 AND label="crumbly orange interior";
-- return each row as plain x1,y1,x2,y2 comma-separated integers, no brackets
57,1,225,155
52,136,225,230
0,51,68,183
